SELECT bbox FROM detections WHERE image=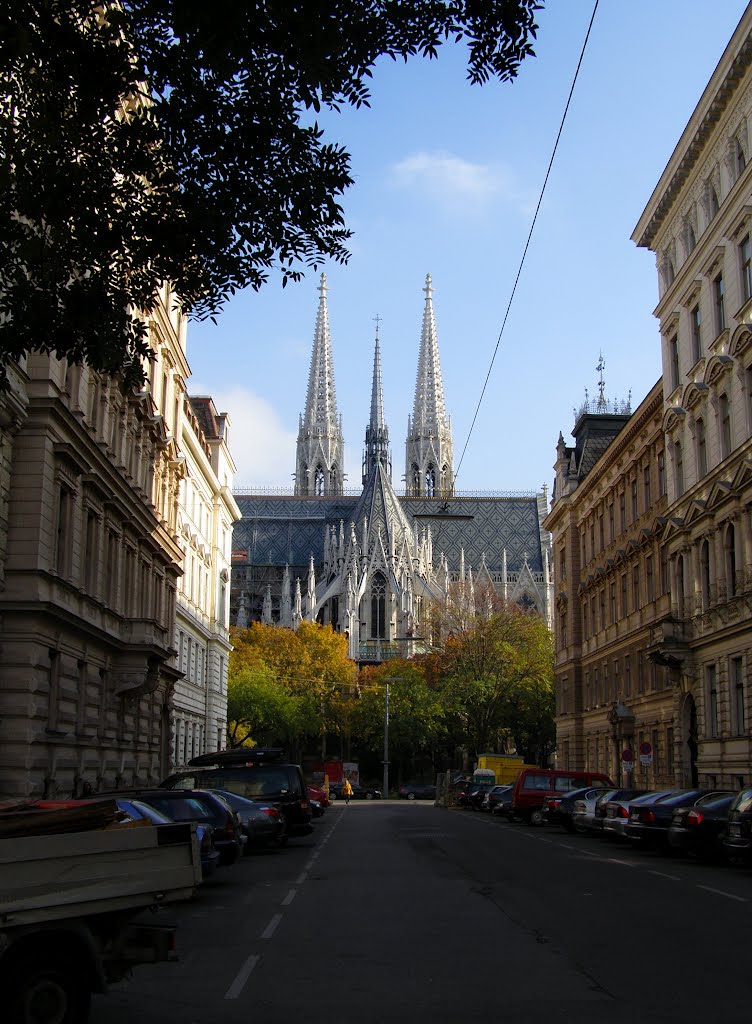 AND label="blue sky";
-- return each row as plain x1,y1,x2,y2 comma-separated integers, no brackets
186,0,750,495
